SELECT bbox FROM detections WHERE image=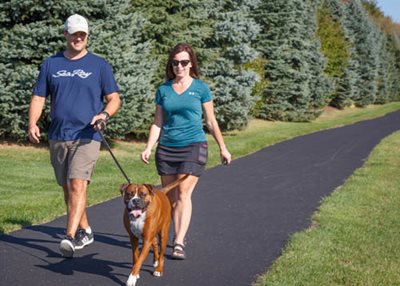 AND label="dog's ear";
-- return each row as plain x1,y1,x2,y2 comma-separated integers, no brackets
143,184,155,196
120,184,129,196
